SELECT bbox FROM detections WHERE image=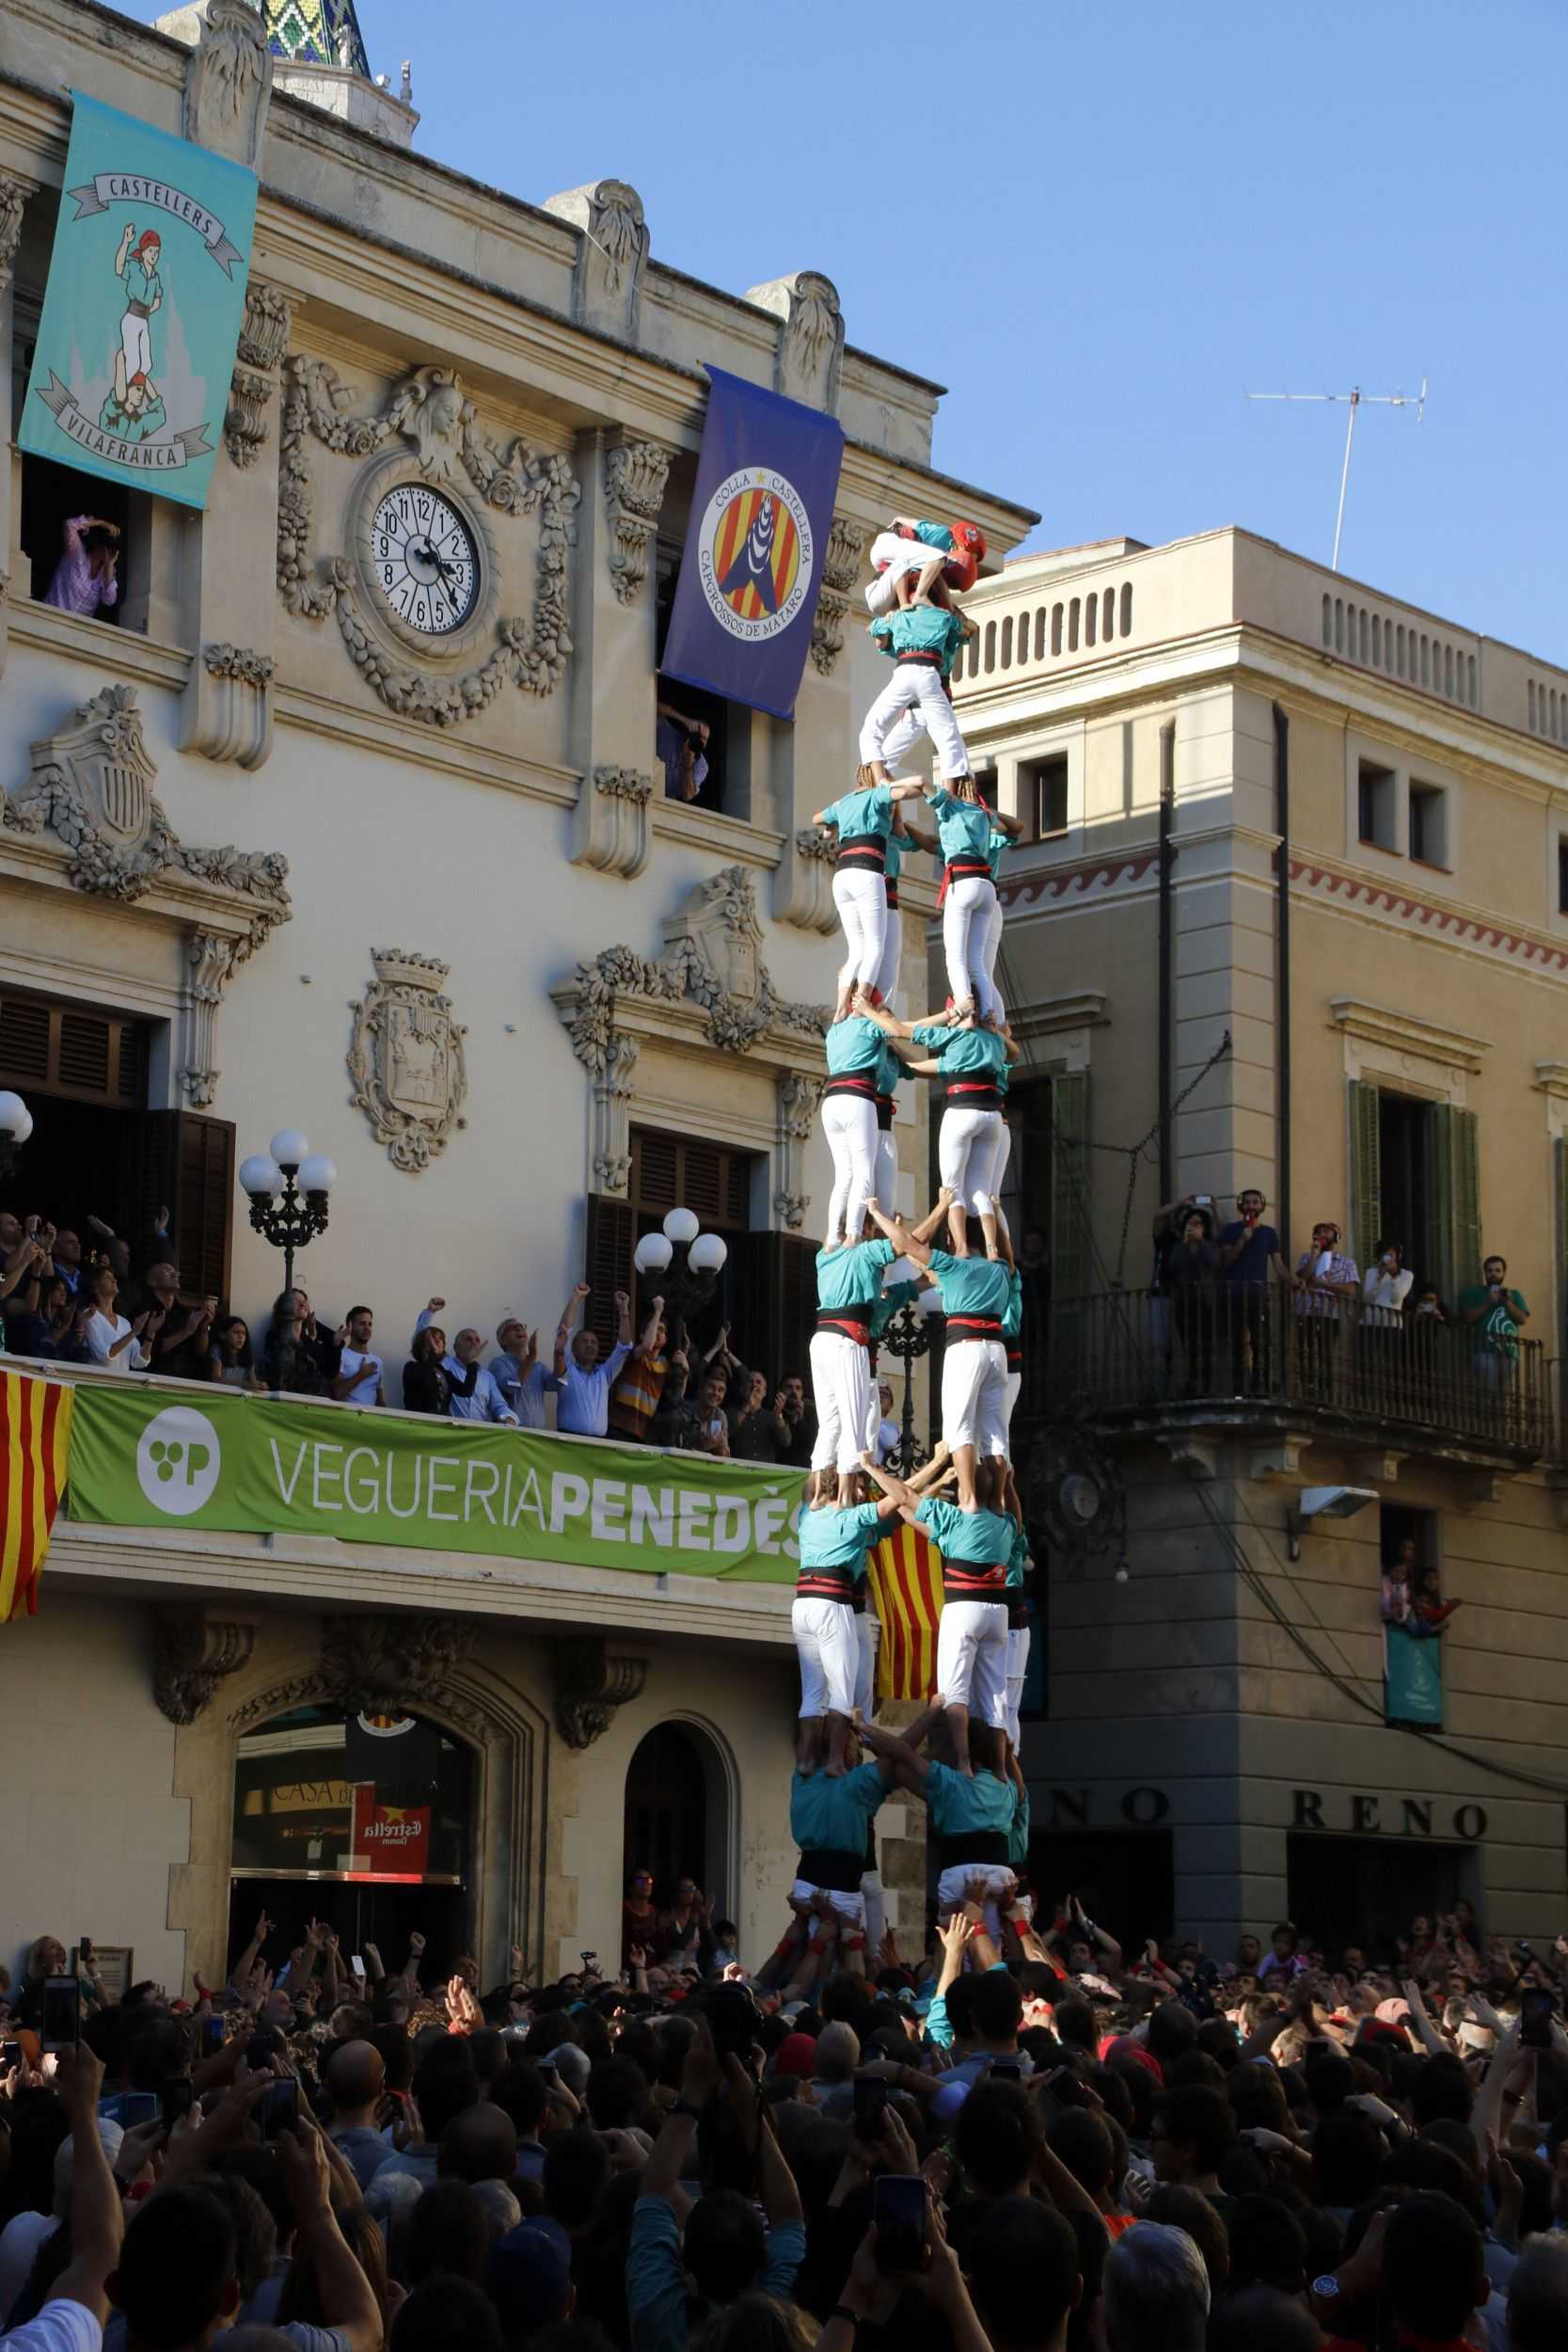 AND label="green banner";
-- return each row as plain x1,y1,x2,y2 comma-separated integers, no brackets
19,93,259,510
65,1388,800,1584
